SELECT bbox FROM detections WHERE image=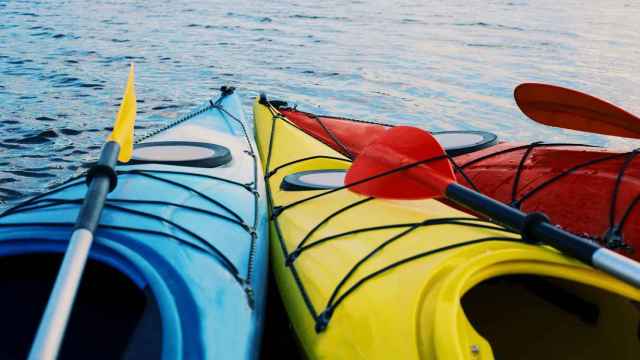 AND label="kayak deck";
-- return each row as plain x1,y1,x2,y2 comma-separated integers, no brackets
0,89,268,359
277,105,640,260
254,97,640,359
